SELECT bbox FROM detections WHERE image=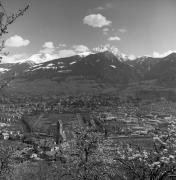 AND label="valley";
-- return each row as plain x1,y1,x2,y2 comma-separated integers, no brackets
0,92,175,179
1,0,176,179
0,50,176,179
